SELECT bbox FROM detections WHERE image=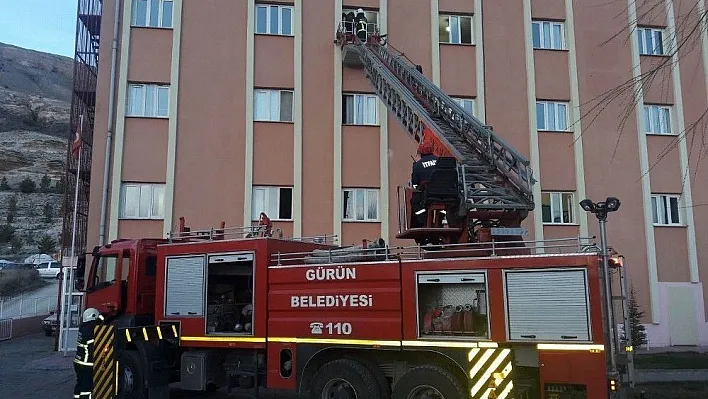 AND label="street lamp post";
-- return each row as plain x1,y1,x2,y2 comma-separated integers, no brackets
580,197,621,384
